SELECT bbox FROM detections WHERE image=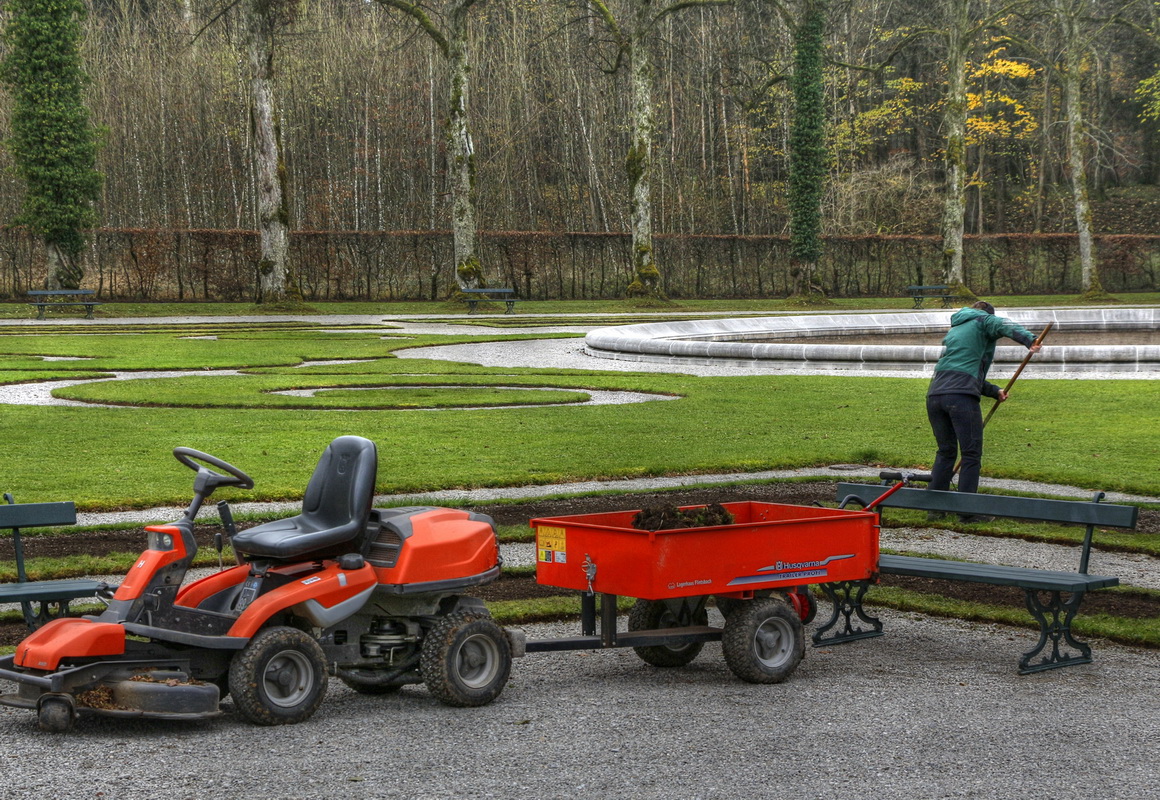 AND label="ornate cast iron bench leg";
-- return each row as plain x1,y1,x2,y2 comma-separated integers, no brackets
1019,589,1093,674
812,580,883,645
